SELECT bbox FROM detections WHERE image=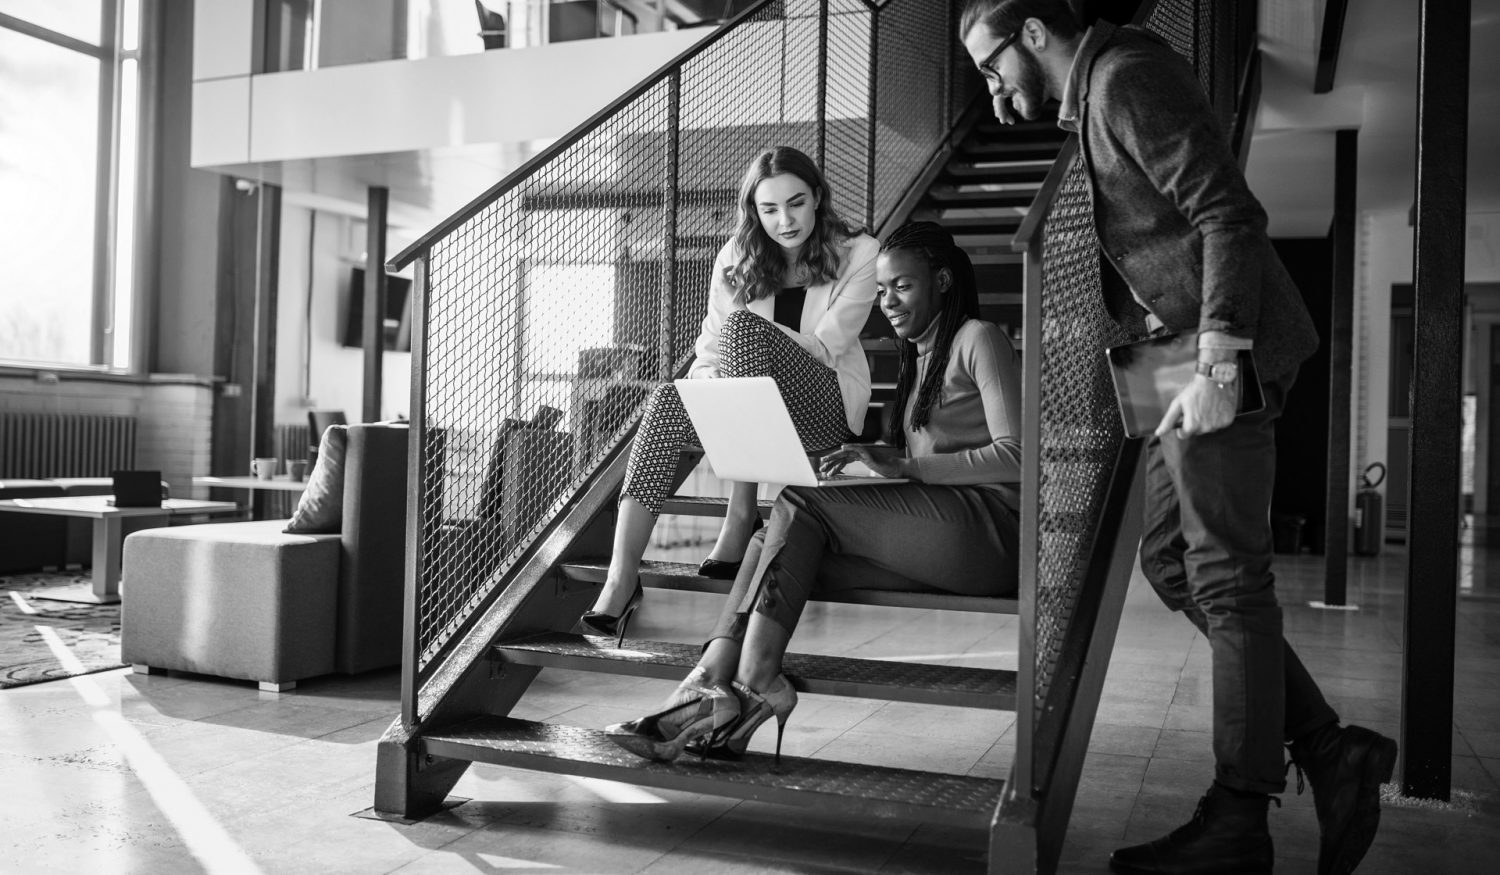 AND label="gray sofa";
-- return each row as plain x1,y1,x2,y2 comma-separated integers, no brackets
121,423,409,691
